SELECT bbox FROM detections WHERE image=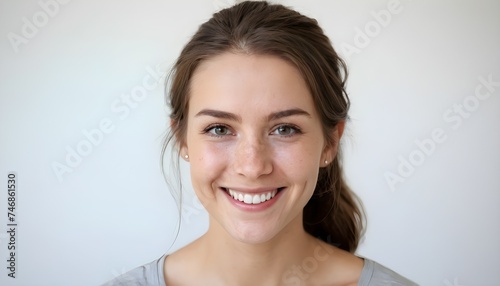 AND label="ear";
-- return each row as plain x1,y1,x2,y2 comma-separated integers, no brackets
171,119,189,161
322,120,345,166
180,145,189,161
